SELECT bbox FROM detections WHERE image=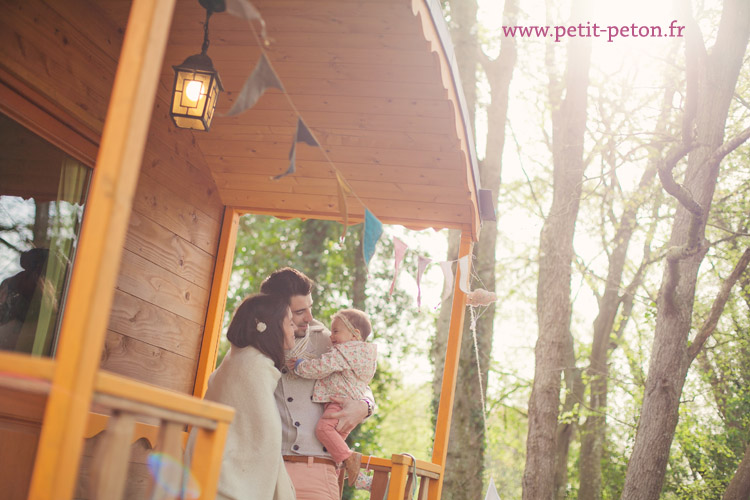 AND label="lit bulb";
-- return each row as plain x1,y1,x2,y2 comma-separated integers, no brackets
185,80,203,102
